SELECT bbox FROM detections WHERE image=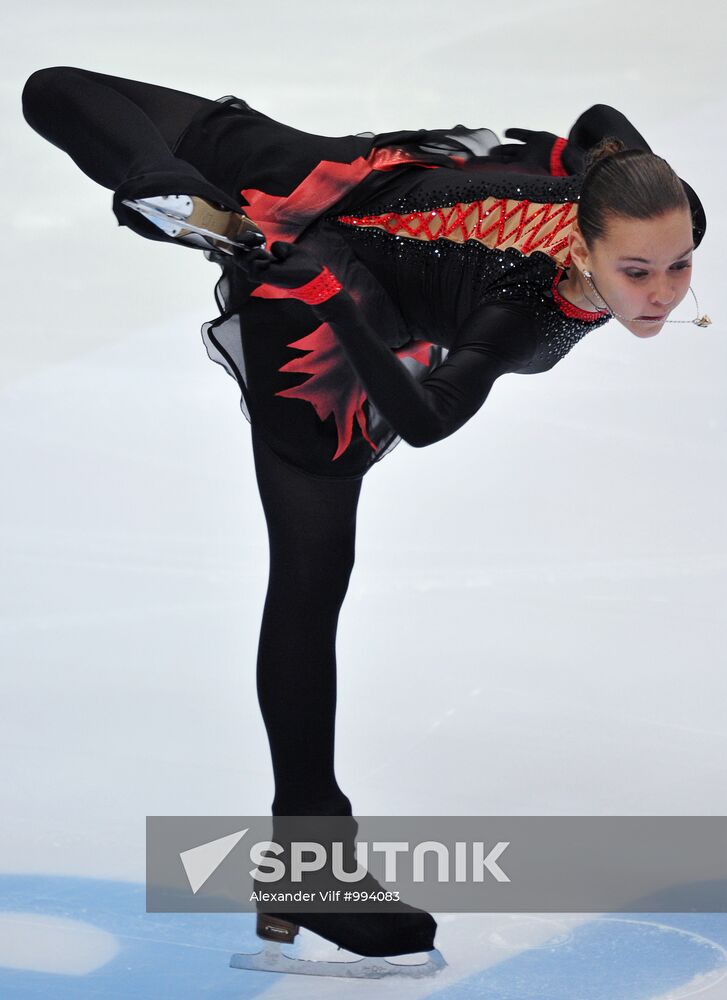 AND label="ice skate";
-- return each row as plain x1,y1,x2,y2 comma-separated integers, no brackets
230,911,447,980
230,819,446,979
121,194,266,255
